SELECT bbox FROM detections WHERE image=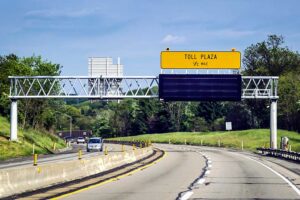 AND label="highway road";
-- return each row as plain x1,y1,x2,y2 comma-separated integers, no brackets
0,143,127,169
59,144,300,200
